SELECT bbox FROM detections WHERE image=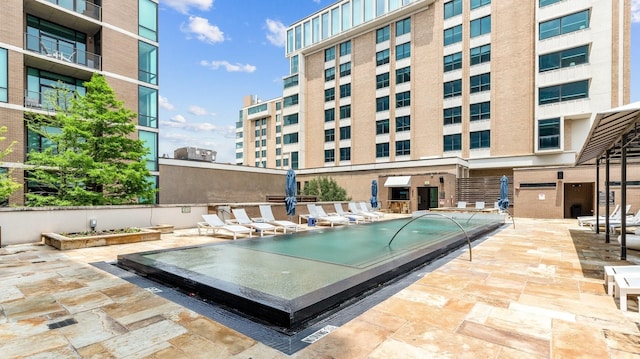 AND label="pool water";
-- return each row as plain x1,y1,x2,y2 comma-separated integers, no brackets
118,214,503,330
